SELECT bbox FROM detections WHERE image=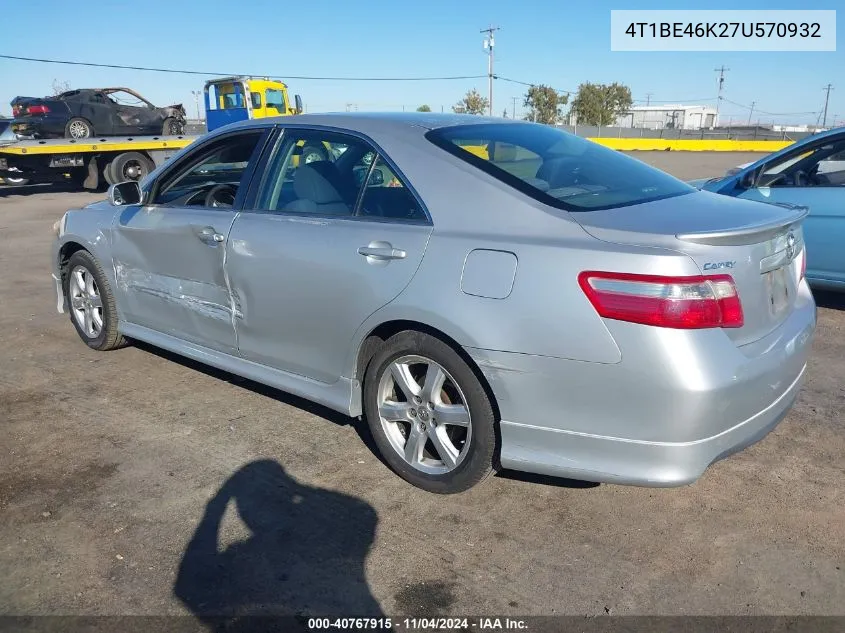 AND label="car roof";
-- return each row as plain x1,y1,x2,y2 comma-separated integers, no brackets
225,111,523,135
